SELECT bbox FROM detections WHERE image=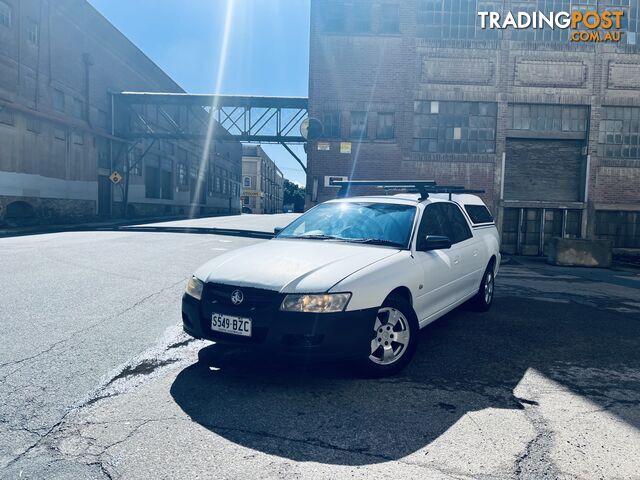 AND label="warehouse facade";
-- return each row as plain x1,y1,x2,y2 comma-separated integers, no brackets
306,0,640,254
0,0,241,226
